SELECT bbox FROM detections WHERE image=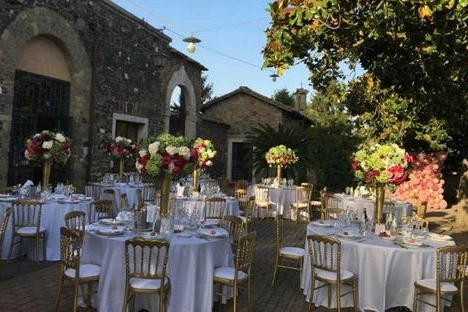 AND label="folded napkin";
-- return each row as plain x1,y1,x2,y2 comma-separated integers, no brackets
198,227,227,238
21,180,34,191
